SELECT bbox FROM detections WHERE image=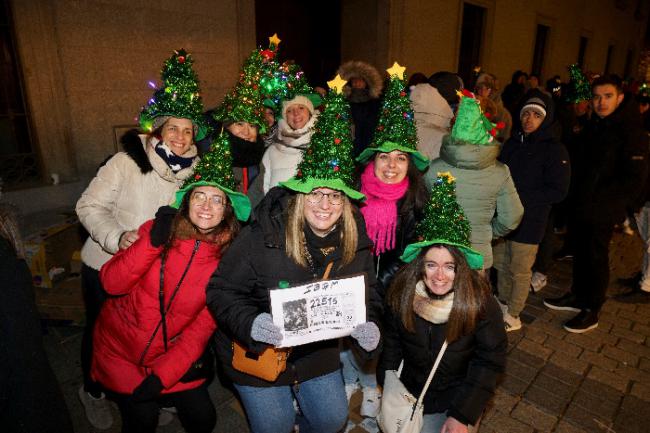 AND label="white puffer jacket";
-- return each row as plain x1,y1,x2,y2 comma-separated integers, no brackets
76,131,198,270
410,83,454,160
261,113,318,193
